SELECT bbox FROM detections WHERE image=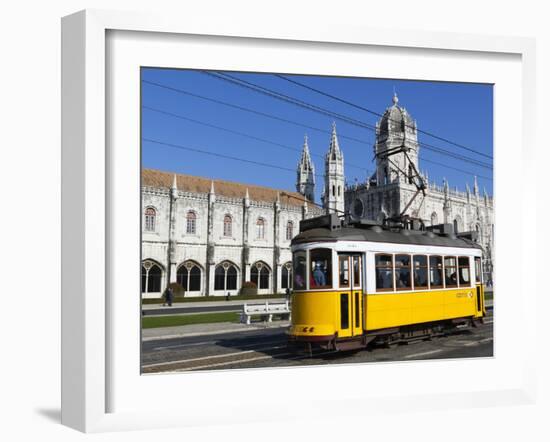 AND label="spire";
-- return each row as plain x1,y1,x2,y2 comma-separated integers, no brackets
299,134,313,168
473,176,479,196
208,180,216,203
443,178,450,220
327,122,342,159
392,90,399,105
170,174,178,198
296,134,315,202
324,122,345,214
244,187,250,208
